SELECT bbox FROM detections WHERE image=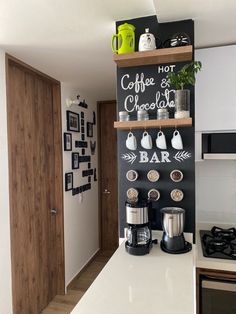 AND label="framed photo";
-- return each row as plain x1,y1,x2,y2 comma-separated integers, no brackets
65,172,73,191
67,110,80,132
64,132,72,151
87,122,93,137
93,111,96,125
72,152,79,169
